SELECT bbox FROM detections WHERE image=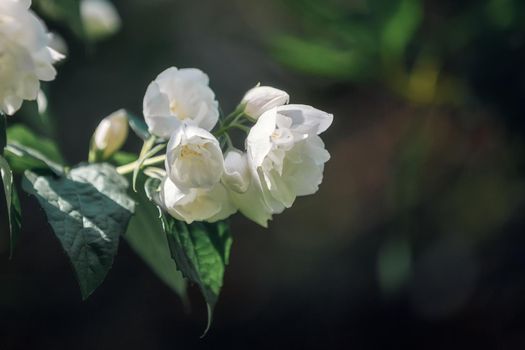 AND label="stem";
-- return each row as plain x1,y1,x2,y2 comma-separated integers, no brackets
221,107,244,126
224,133,233,149
140,136,156,158
230,111,246,126
231,123,250,133
214,125,229,137
213,111,251,137
117,155,166,175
